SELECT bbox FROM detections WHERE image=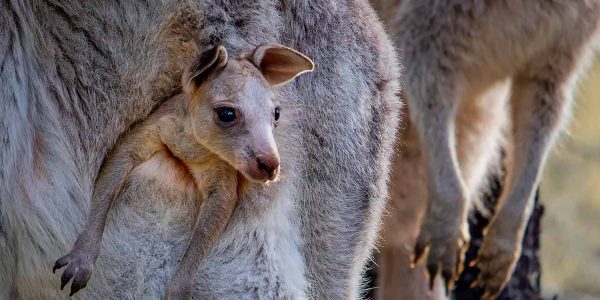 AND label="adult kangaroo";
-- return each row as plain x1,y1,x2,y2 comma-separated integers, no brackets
0,1,400,298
